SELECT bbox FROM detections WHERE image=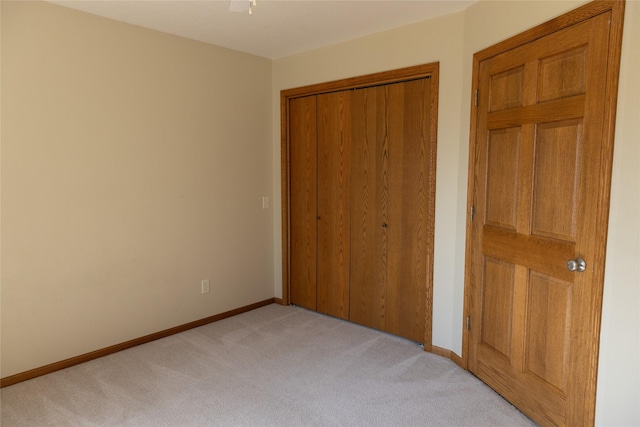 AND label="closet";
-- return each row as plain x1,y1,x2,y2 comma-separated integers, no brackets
283,64,437,345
